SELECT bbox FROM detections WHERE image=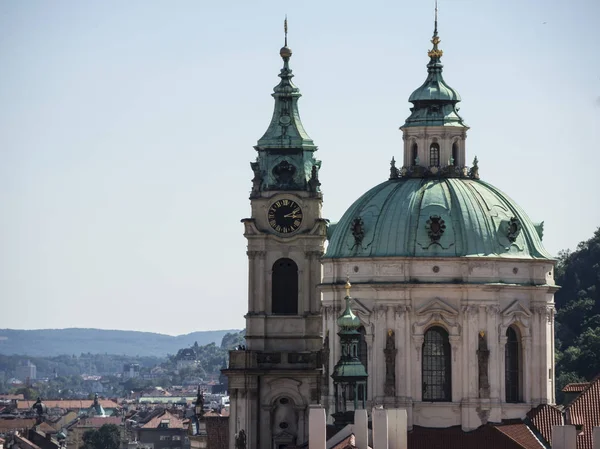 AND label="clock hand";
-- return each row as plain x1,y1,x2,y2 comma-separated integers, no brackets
283,212,299,218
